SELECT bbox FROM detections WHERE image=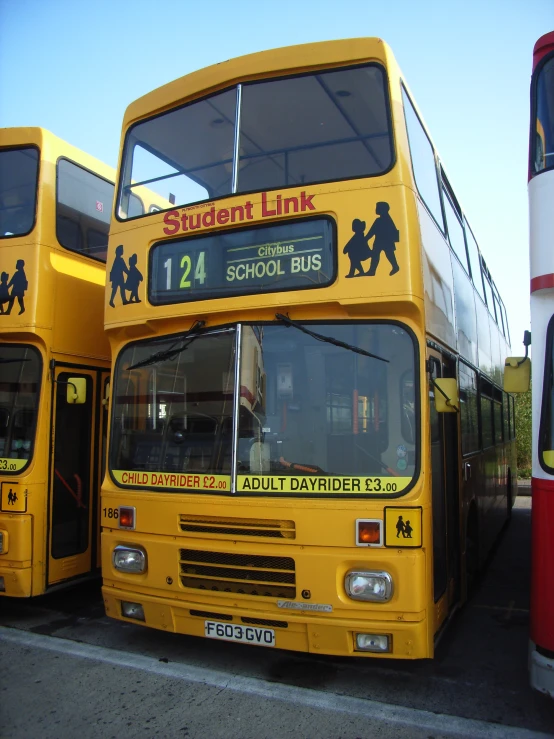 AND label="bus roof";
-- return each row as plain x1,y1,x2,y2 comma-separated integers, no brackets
533,32,554,71
0,126,115,182
123,38,393,128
